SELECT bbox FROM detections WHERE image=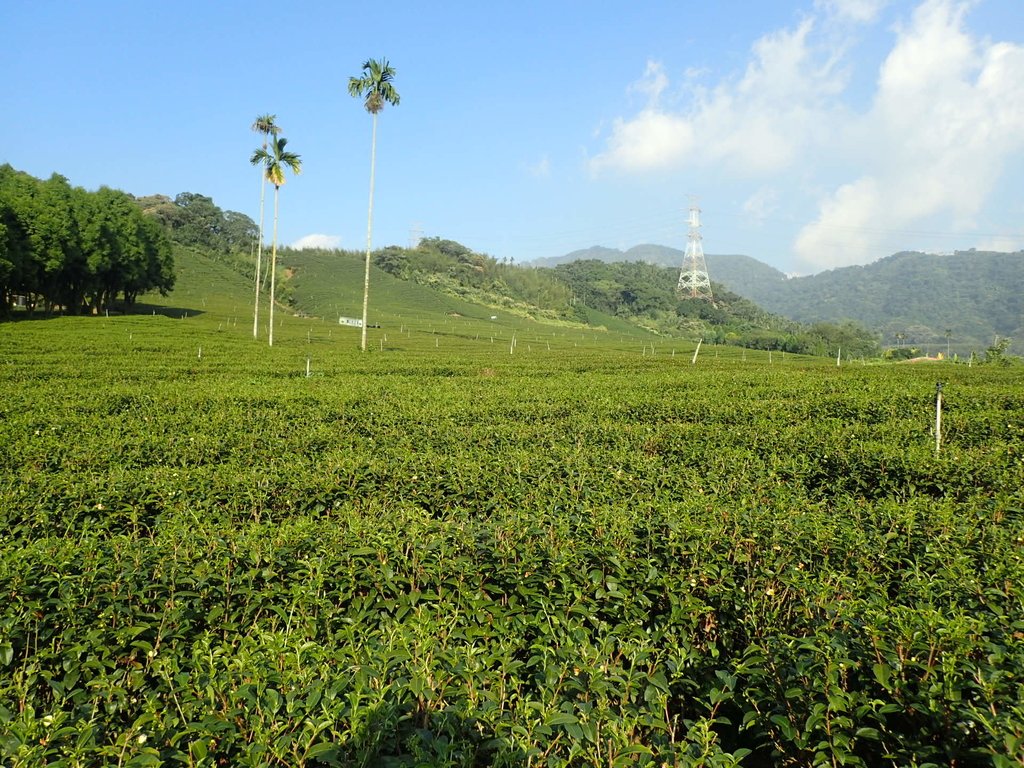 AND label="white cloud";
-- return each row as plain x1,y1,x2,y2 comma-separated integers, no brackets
291,233,342,250
525,154,551,178
815,0,888,23
589,19,846,176
974,235,1024,253
795,0,1024,268
742,187,780,225
628,60,669,104
590,110,695,173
